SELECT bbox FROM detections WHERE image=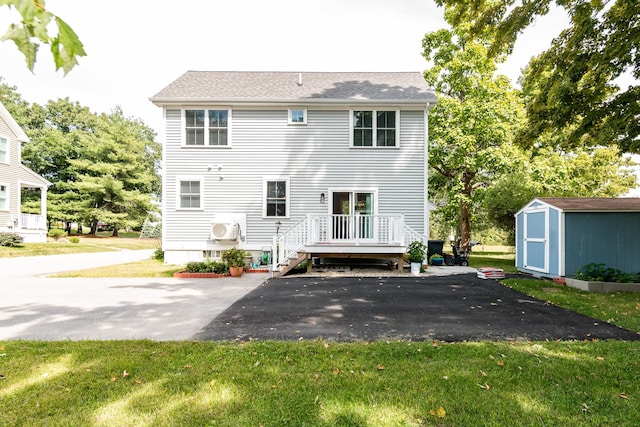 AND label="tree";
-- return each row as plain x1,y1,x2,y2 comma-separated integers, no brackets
484,144,637,243
436,0,639,153
1,0,86,74
423,20,524,250
14,97,161,235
